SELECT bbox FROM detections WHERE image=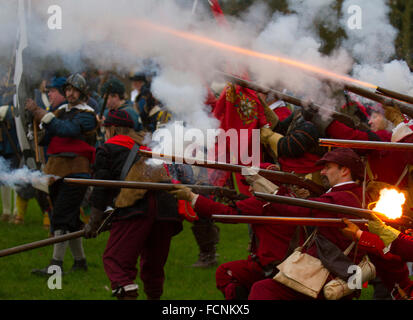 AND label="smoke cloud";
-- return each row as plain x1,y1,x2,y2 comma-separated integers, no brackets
0,157,53,189
1,0,411,148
